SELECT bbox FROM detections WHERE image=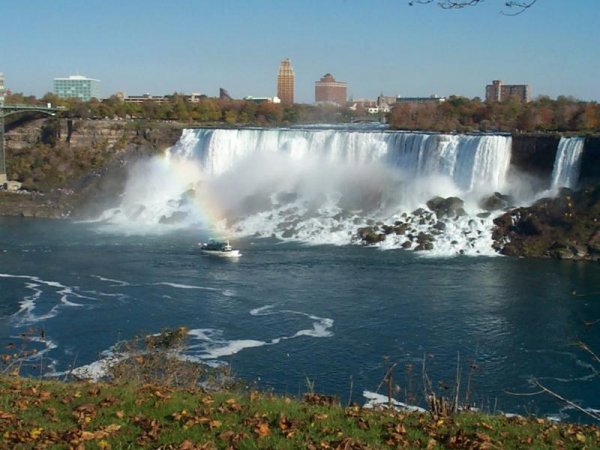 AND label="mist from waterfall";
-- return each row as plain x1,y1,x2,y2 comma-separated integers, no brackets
97,127,528,255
